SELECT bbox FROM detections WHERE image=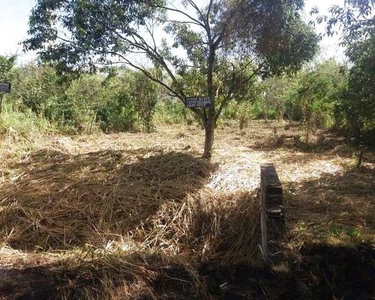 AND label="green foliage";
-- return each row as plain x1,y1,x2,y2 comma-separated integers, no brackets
97,75,137,132
318,0,375,141
0,103,55,138
3,63,162,135
97,69,160,133
262,76,294,120
0,55,16,81
0,55,17,114
284,60,347,130
341,33,375,139
154,99,186,125
227,0,319,77
66,74,106,133
10,64,64,115
129,71,159,133
320,0,375,47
